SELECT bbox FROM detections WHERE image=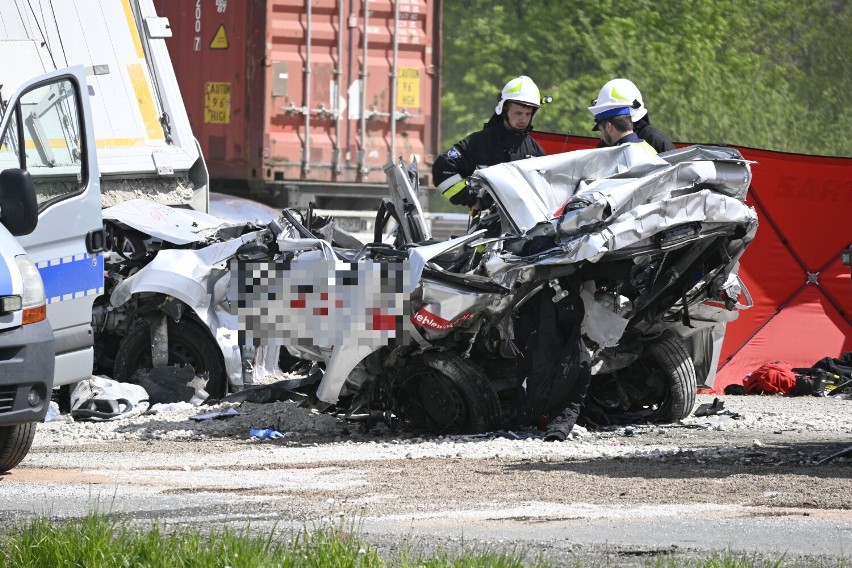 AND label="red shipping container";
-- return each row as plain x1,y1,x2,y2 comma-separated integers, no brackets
153,0,441,211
